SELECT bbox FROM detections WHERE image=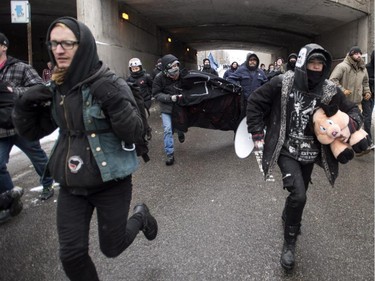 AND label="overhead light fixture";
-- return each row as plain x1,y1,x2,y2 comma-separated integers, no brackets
121,12,129,20
186,48,190,52
167,37,172,43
